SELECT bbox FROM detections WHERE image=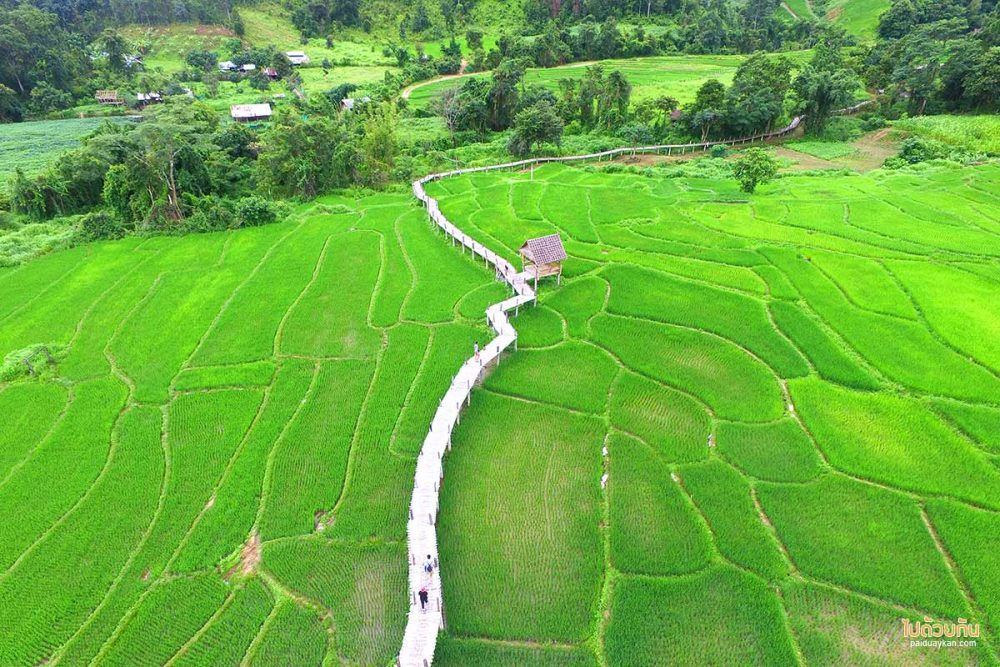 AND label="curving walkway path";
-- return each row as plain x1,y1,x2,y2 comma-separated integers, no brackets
397,111,843,667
